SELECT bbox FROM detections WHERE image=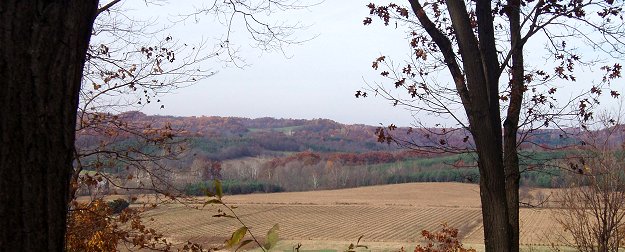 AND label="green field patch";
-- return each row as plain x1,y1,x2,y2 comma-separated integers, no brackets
248,125,305,134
